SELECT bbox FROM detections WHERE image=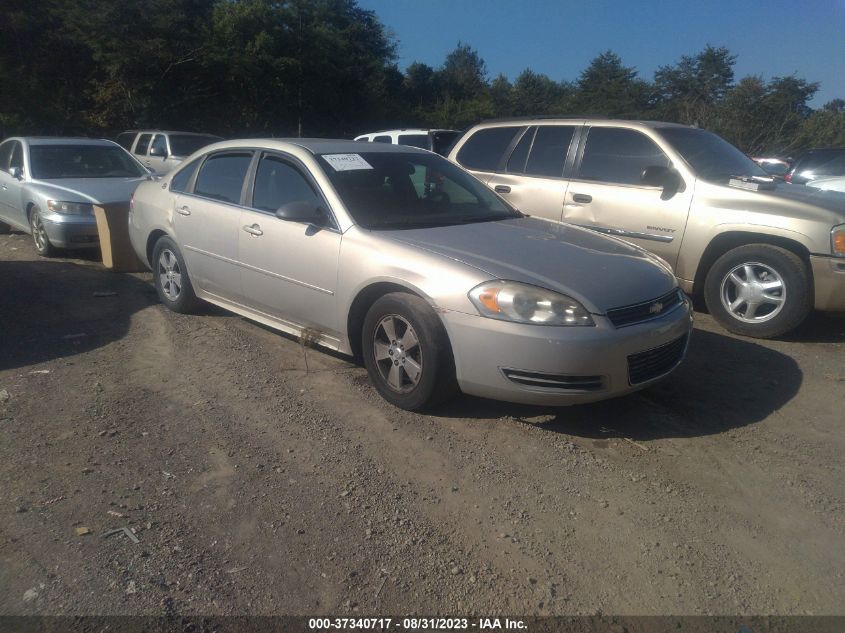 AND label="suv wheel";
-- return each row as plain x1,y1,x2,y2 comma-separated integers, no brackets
152,236,200,313
704,244,811,338
362,292,458,411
